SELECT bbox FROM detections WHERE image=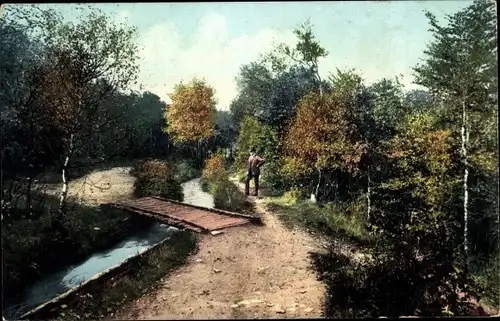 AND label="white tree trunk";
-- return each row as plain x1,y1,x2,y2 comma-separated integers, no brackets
461,100,469,260
59,133,75,214
367,170,371,220
315,167,322,203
